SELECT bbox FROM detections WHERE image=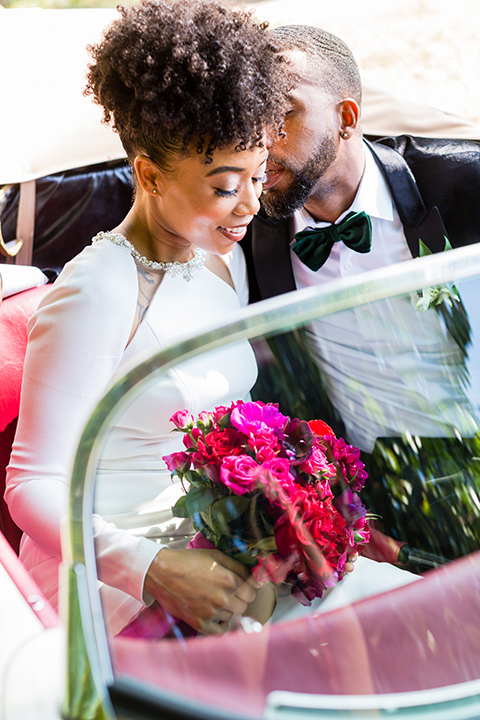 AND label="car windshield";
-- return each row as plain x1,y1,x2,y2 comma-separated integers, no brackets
67,243,480,720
